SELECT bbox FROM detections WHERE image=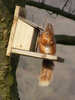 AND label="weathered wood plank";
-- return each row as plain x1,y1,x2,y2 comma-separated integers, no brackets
12,48,58,61
6,6,21,56
12,18,35,51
